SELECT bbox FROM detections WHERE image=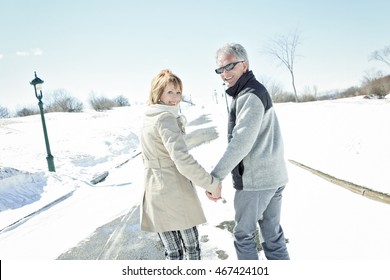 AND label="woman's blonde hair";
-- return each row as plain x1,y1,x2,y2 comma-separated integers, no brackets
148,69,183,104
